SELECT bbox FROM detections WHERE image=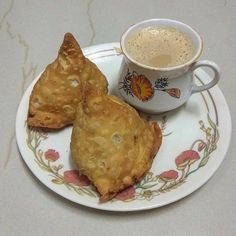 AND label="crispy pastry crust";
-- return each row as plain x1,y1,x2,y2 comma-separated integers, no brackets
27,33,108,129
70,93,162,202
